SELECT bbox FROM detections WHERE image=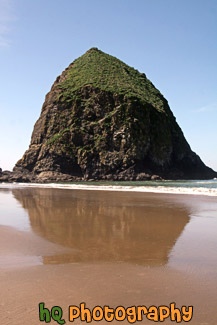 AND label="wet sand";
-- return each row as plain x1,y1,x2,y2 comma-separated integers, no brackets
0,187,217,324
